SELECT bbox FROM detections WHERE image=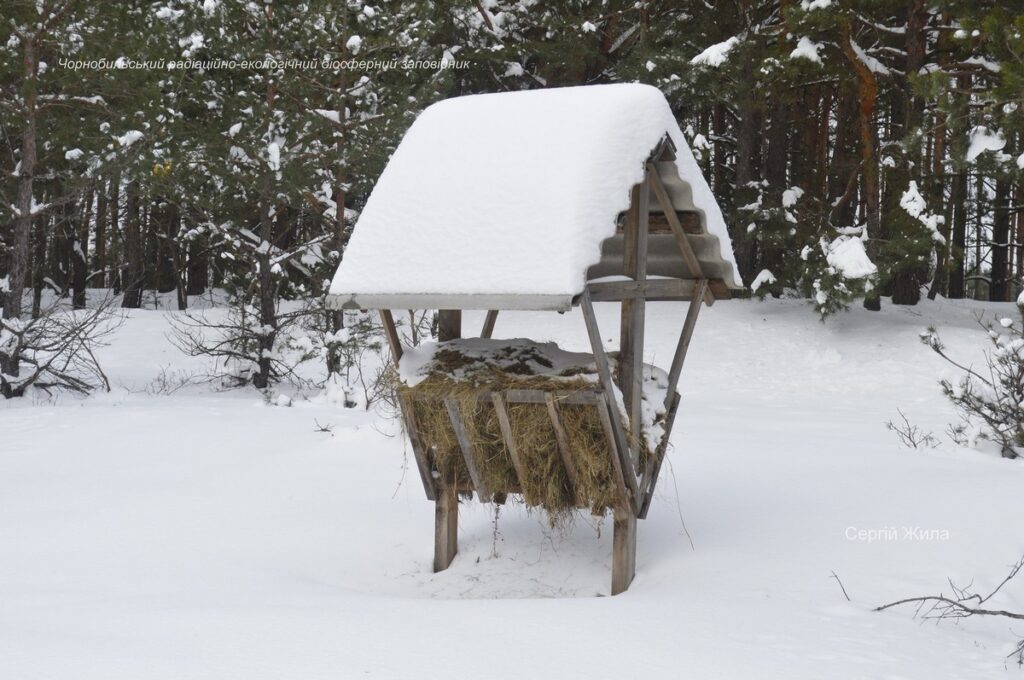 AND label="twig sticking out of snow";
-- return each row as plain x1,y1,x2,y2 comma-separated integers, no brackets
875,555,1024,665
